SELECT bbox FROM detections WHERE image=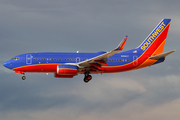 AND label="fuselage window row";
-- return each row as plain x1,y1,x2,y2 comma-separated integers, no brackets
34,58,62,61
108,59,129,62
33,58,129,62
